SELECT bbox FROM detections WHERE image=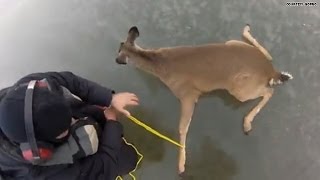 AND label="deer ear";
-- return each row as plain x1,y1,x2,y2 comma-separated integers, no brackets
127,26,140,44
